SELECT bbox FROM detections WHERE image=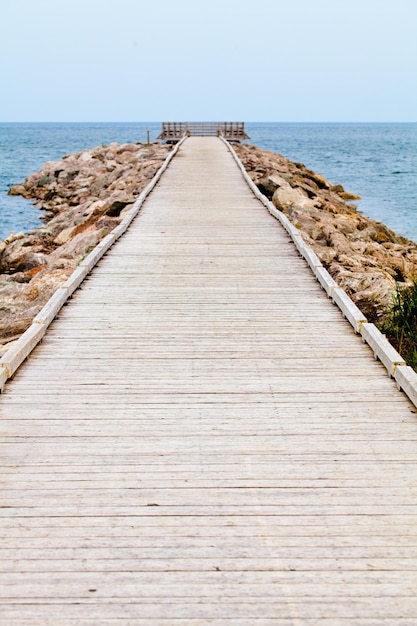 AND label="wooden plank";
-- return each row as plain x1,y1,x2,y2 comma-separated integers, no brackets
0,323,47,378
1,137,417,623
361,322,406,376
